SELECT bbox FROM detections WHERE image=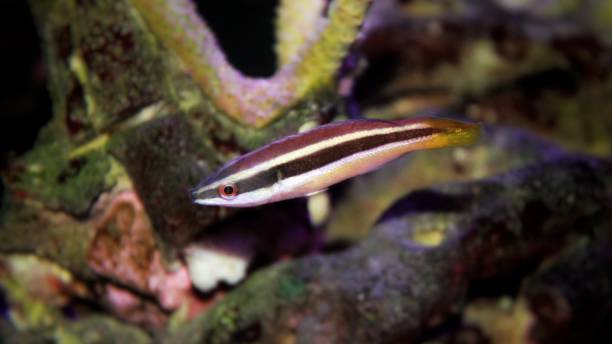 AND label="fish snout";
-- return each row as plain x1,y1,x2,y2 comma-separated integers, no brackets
189,187,204,203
